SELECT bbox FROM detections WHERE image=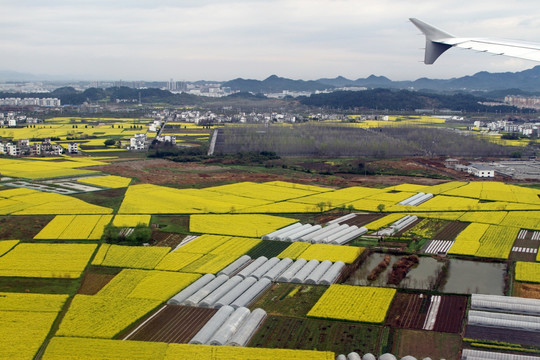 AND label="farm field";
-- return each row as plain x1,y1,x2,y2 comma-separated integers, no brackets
385,293,467,333
250,283,329,318
392,329,462,360
126,305,218,343
248,315,385,356
2,150,540,360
